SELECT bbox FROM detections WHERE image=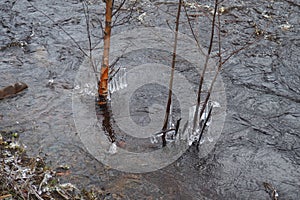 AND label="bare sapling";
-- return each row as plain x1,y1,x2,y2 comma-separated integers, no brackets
161,0,182,146
186,0,263,148
191,0,219,139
